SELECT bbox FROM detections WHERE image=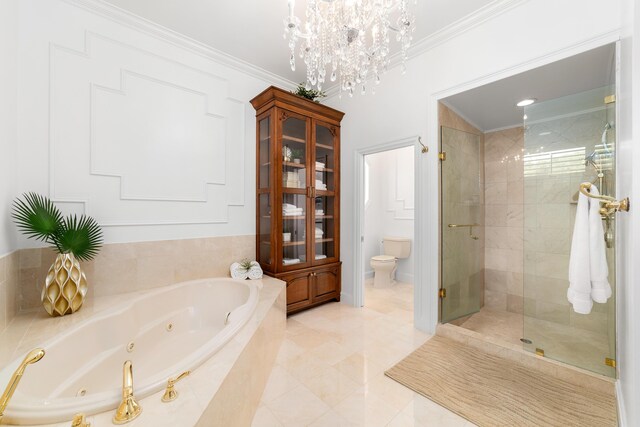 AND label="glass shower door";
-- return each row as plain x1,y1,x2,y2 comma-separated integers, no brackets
440,127,483,323
522,86,616,377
